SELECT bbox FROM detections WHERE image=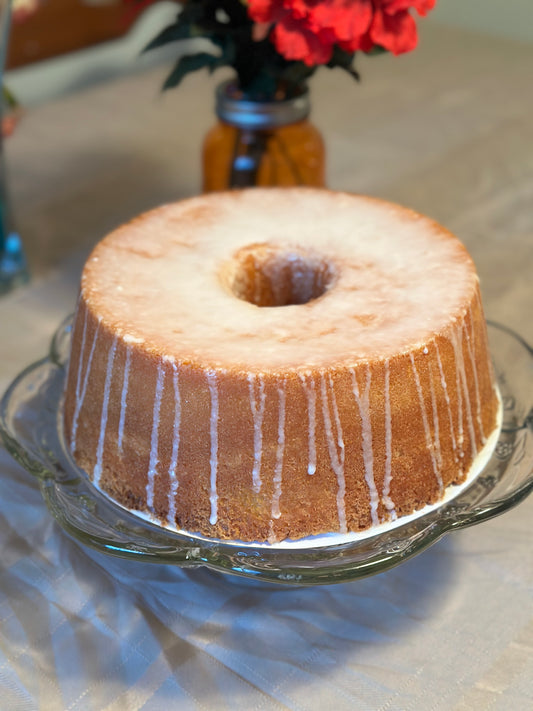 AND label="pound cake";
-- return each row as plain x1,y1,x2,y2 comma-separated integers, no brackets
63,188,500,542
